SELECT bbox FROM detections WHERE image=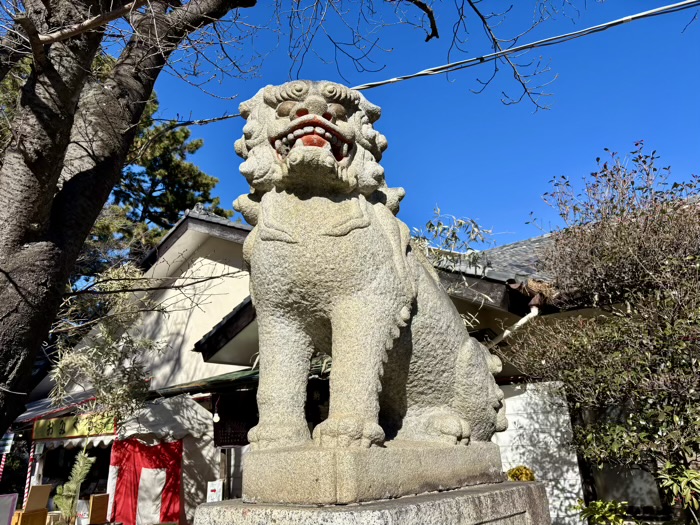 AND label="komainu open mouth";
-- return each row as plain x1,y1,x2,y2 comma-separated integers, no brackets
271,116,352,162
